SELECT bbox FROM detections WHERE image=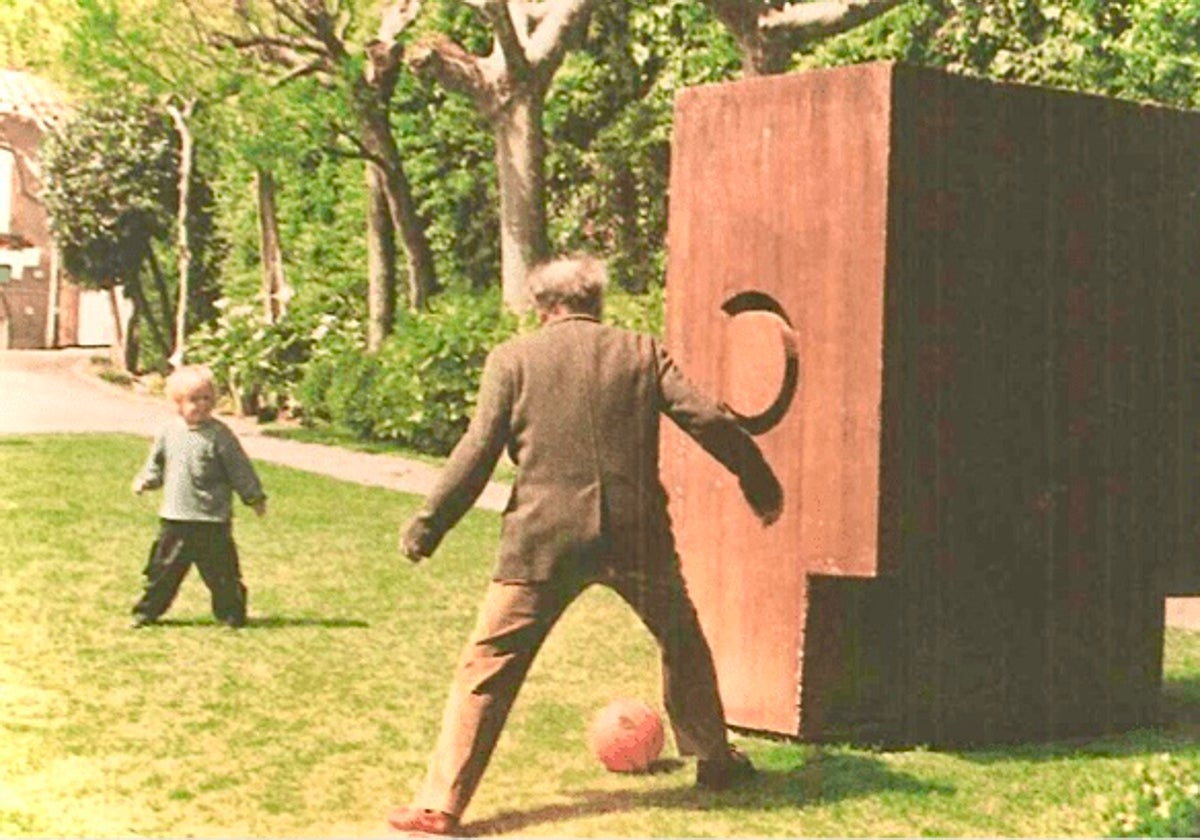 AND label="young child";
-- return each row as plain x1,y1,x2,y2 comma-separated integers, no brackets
130,364,267,629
